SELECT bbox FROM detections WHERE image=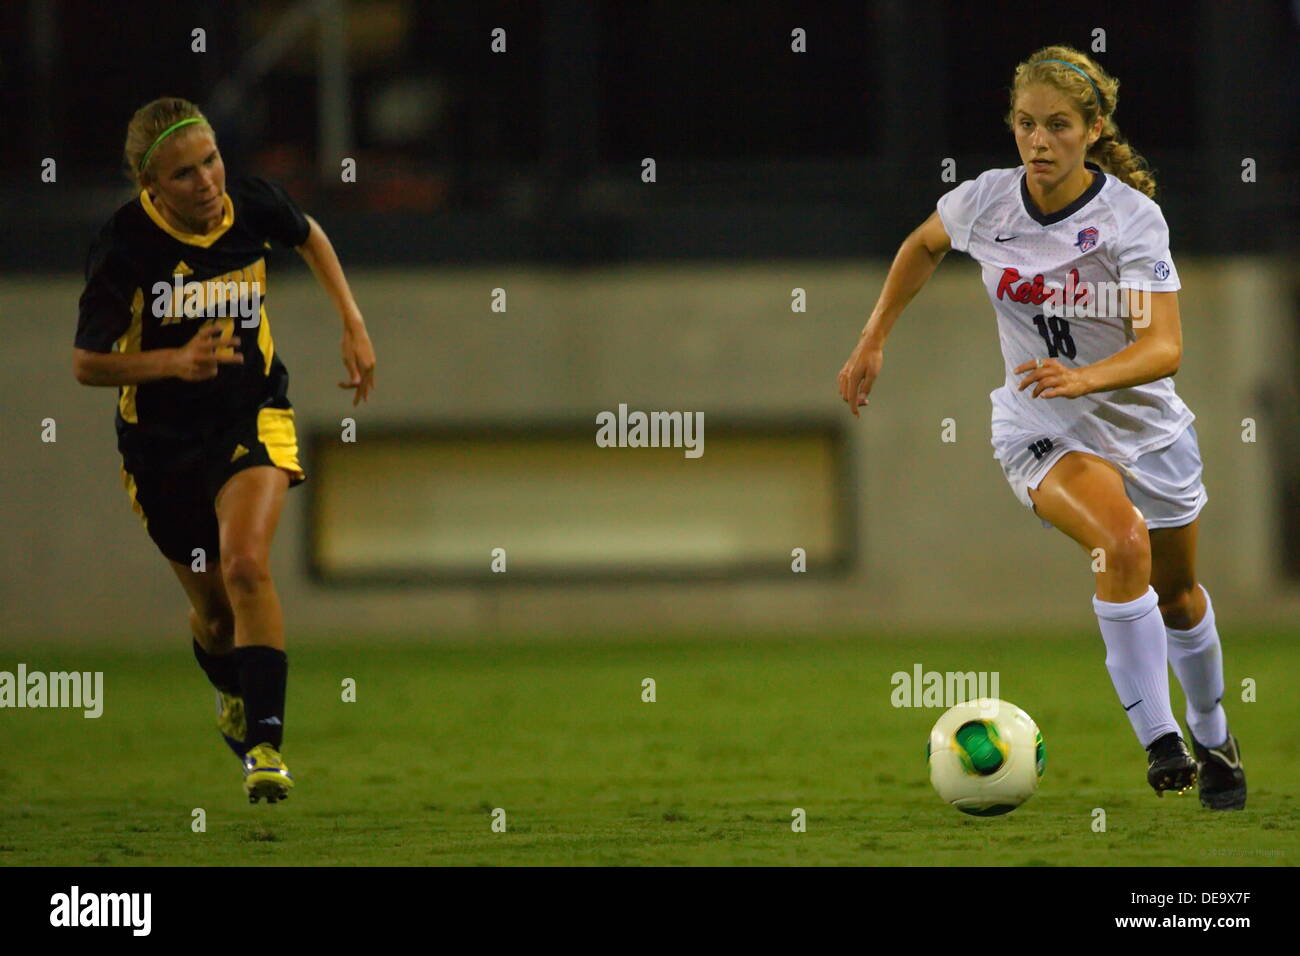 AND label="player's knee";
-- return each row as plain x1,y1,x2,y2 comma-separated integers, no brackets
220,550,271,596
1101,521,1150,573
